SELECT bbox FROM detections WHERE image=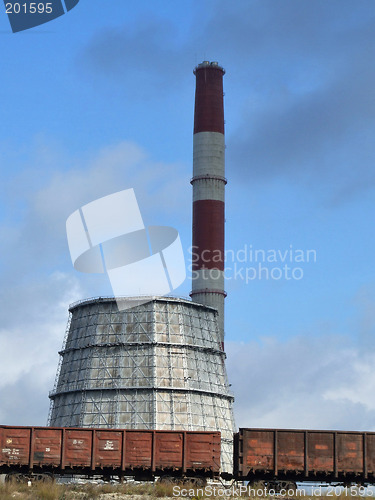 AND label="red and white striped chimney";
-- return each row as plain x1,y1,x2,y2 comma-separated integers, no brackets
190,61,226,347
